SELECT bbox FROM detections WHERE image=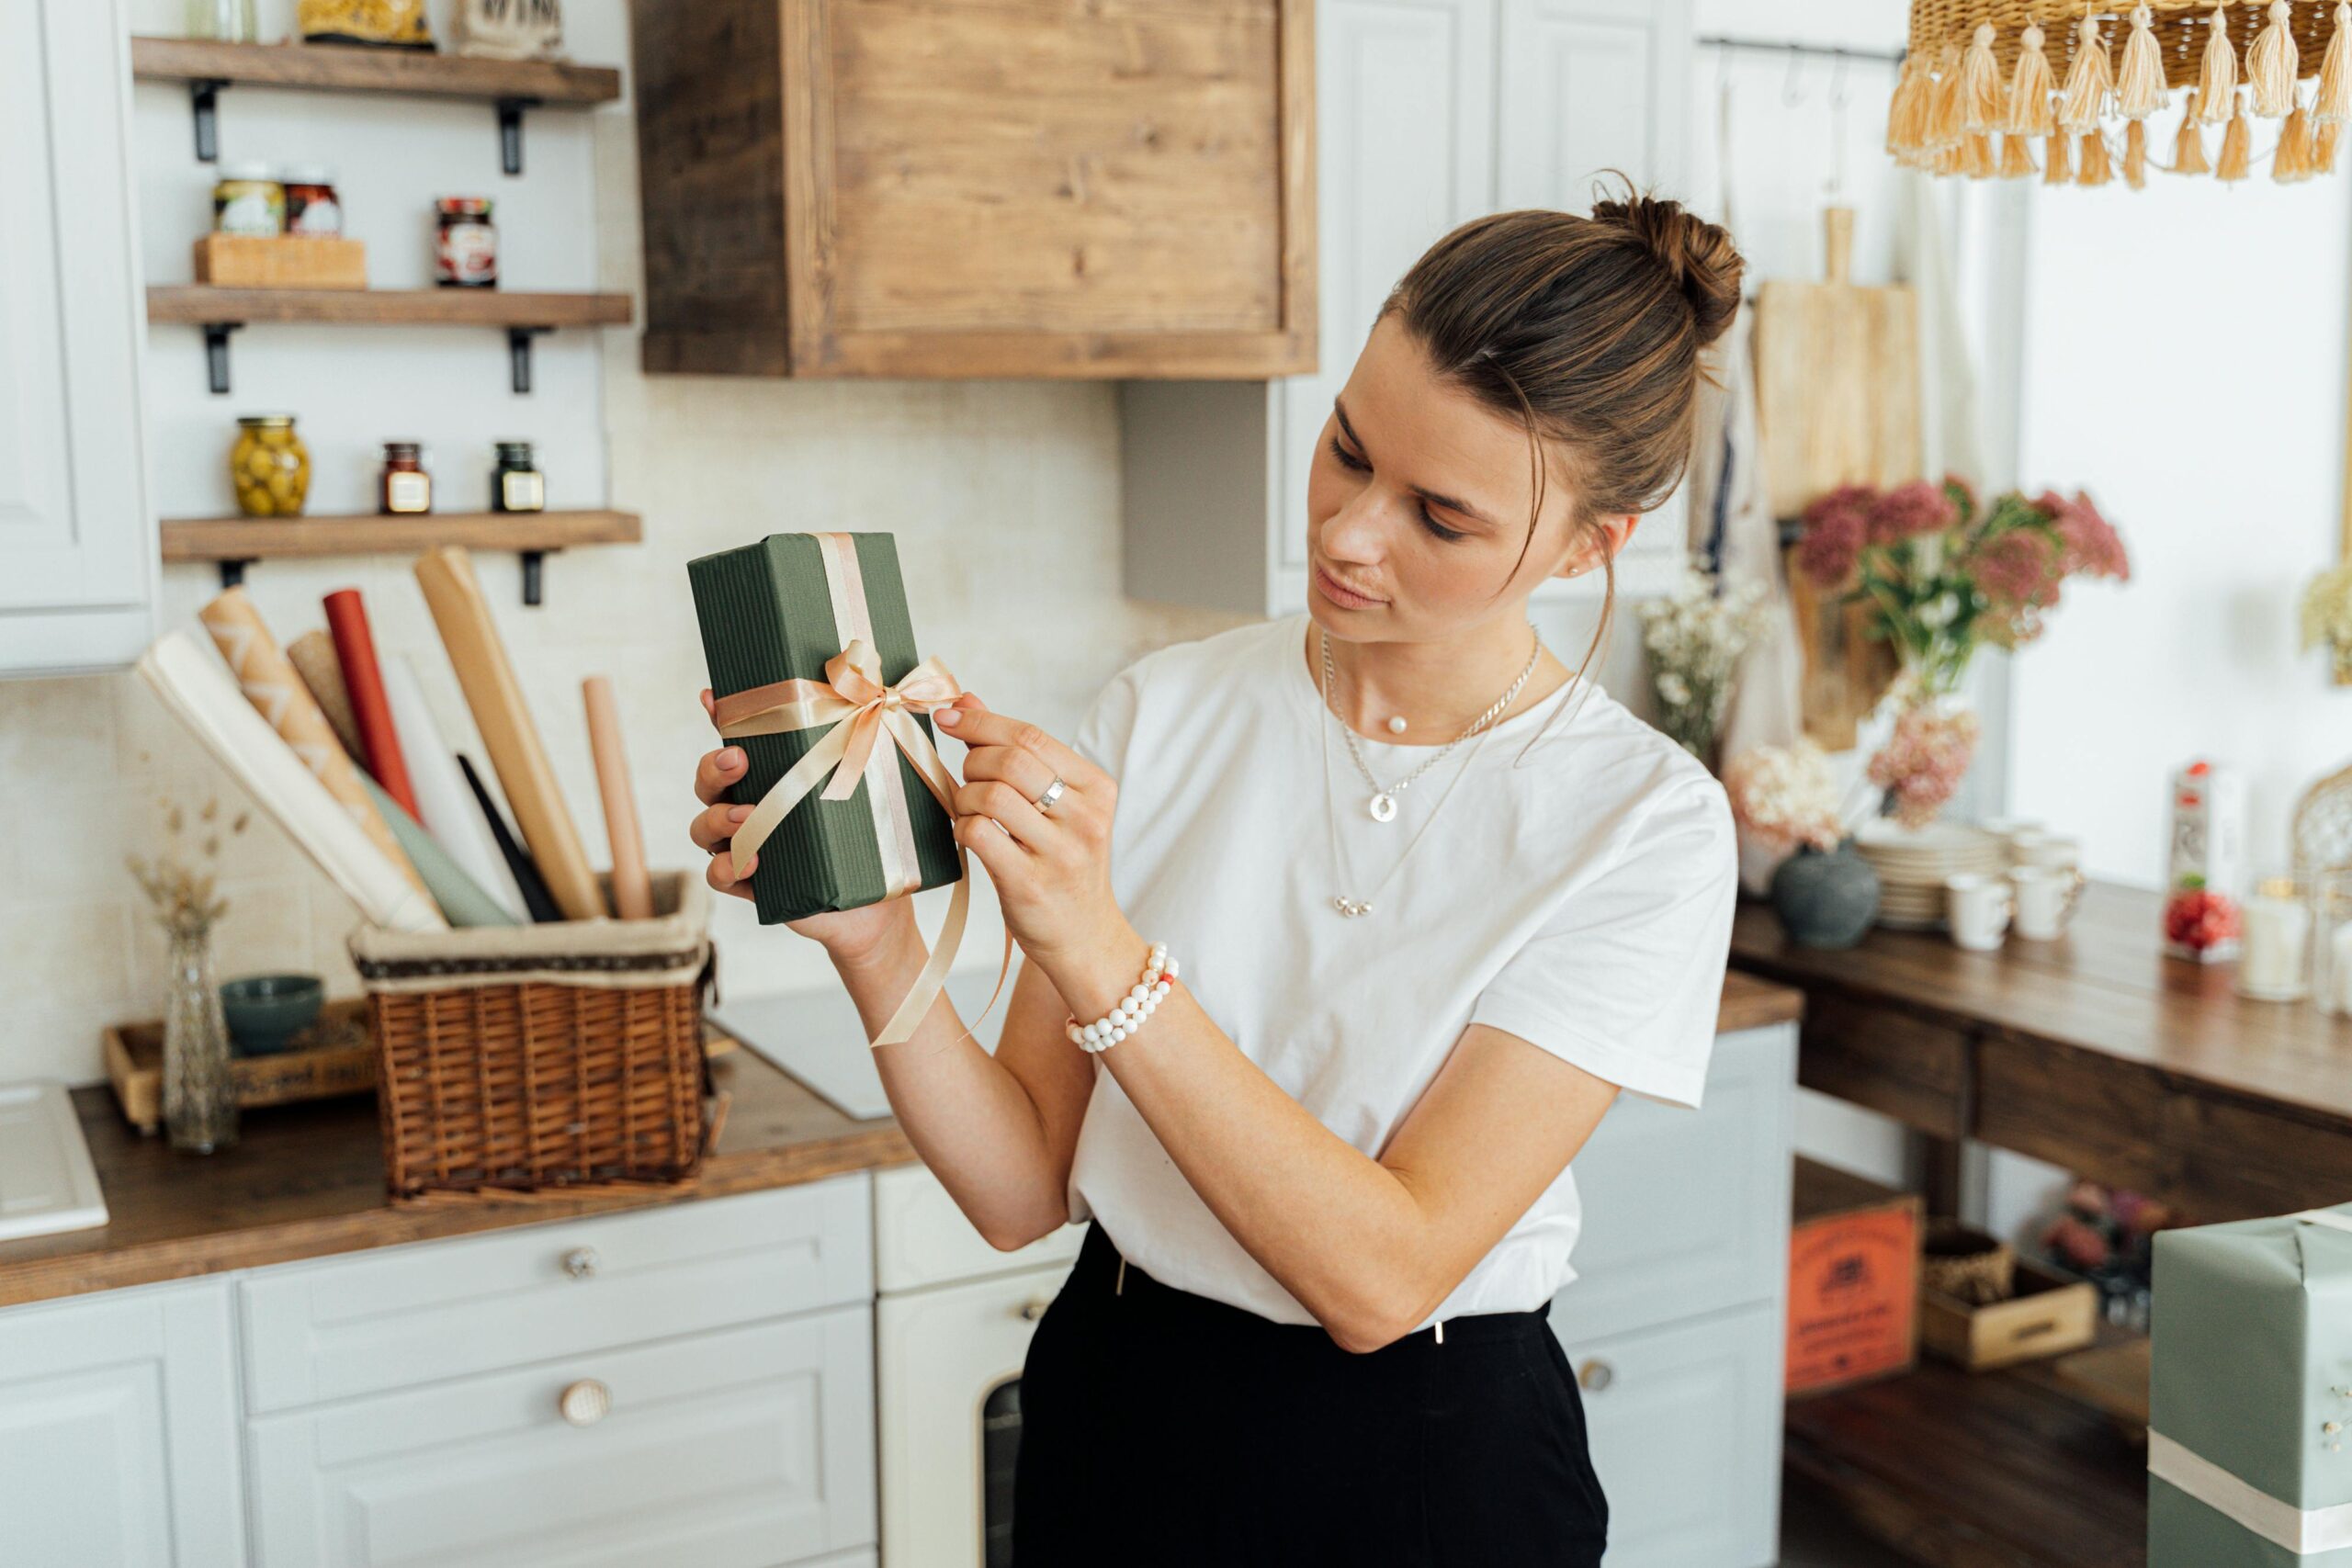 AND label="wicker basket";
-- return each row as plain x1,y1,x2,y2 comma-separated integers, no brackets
1905,2,2339,93
349,871,717,1201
